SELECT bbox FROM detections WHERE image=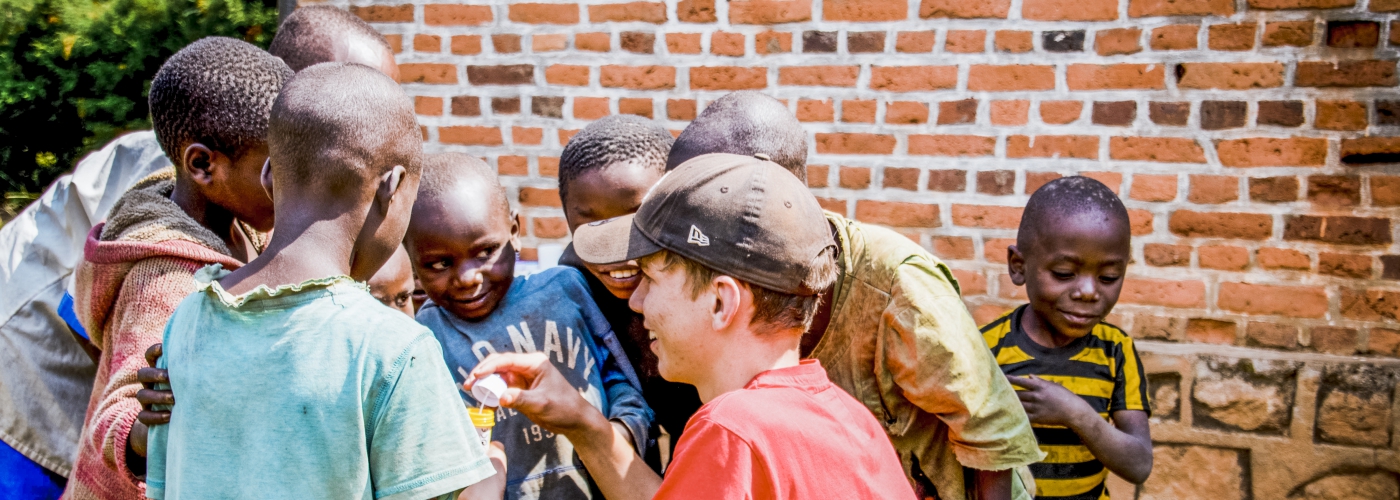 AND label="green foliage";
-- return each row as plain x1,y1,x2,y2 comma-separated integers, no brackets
0,0,278,193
